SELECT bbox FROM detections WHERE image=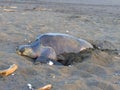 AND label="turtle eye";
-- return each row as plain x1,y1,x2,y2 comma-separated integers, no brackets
19,47,25,53
35,38,39,41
